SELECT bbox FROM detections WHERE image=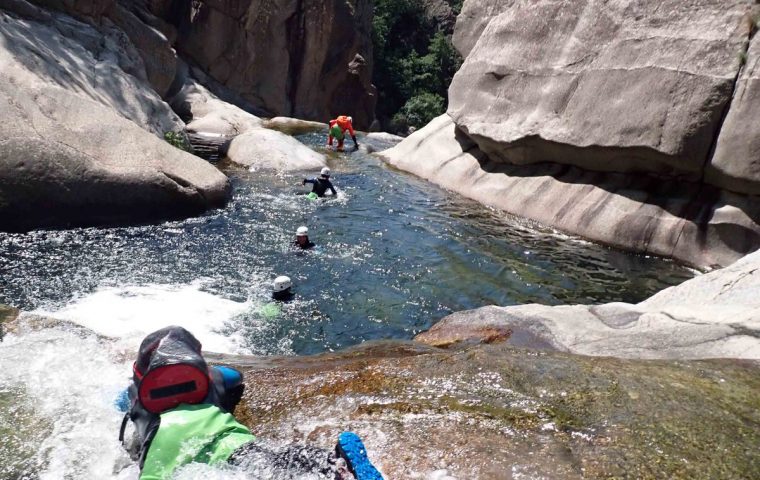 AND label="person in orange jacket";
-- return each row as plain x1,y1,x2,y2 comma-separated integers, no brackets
328,115,359,152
